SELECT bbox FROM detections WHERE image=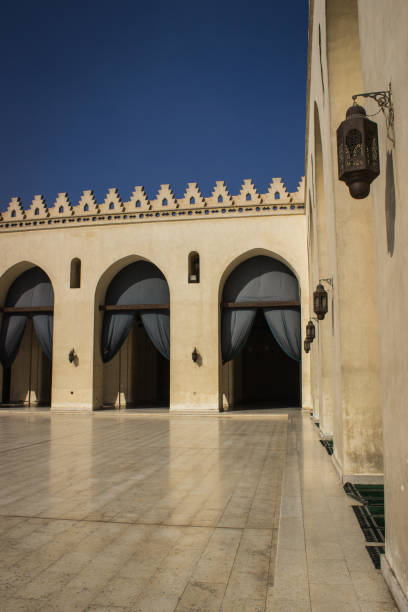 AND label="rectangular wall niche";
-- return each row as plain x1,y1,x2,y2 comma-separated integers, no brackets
70,258,81,289
188,252,200,283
